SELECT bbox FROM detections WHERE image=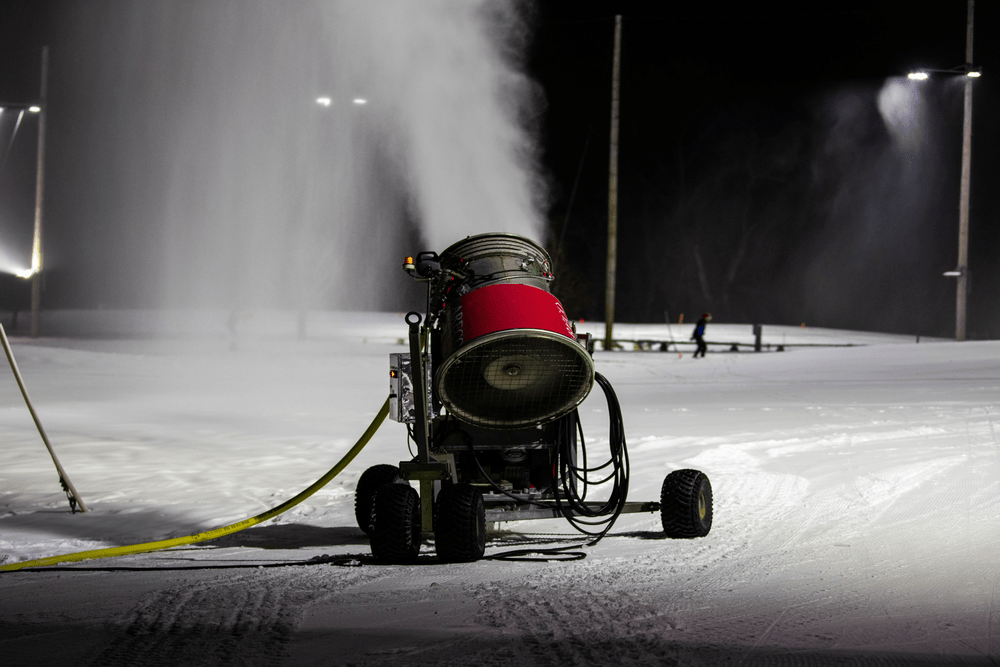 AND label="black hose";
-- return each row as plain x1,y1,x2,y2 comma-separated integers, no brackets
551,372,630,543
469,371,630,560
